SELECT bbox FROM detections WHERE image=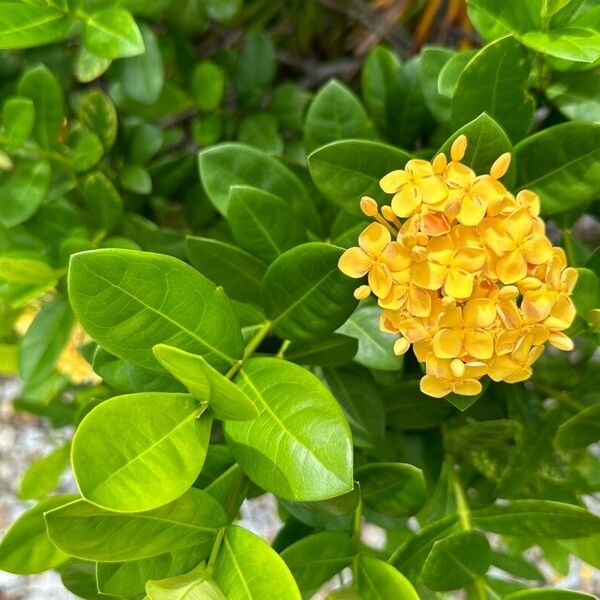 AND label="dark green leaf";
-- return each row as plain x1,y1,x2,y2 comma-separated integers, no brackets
555,403,600,450
238,113,283,154
286,334,358,367
438,50,477,98
419,46,454,123
234,32,276,107
547,72,600,122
